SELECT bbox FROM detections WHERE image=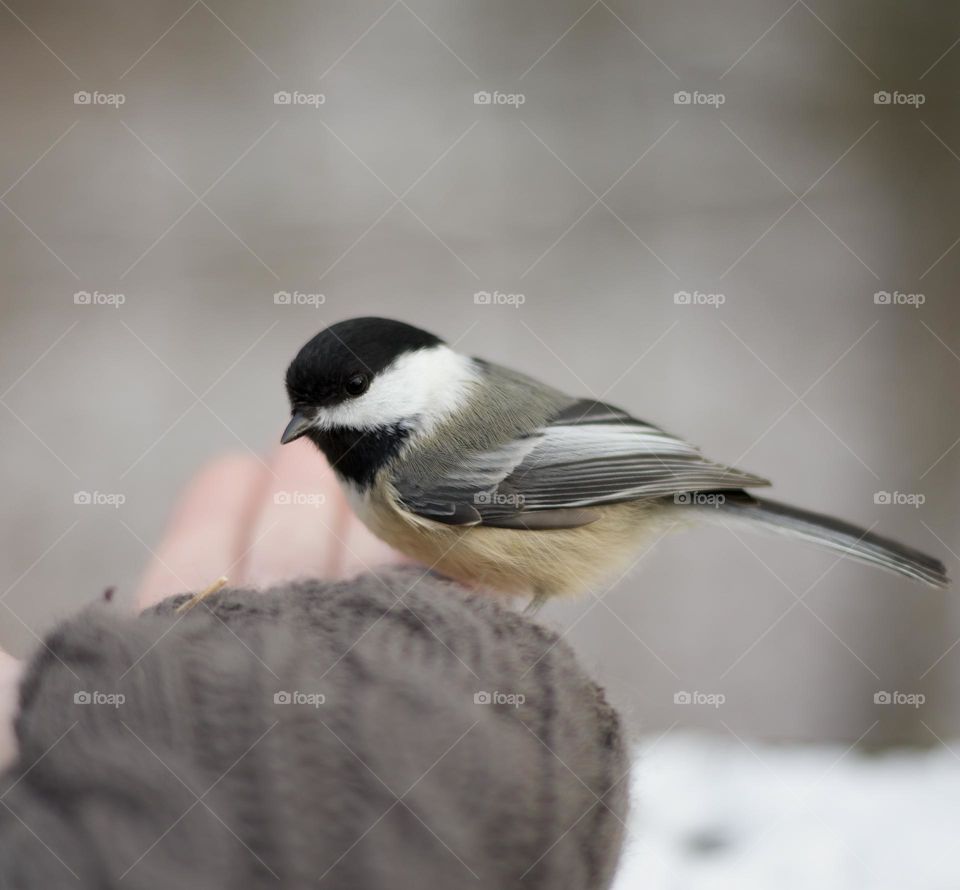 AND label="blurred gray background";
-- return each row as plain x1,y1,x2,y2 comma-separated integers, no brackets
1,0,958,745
